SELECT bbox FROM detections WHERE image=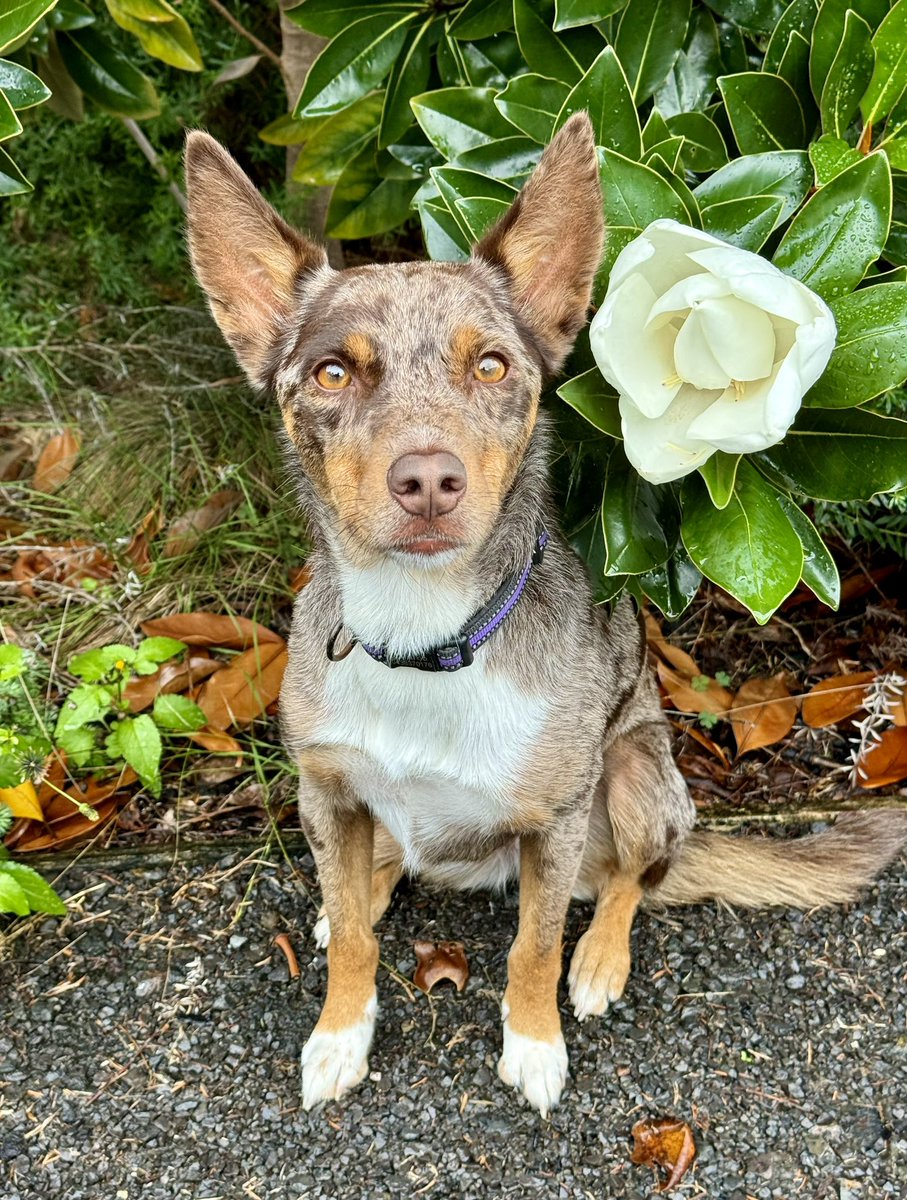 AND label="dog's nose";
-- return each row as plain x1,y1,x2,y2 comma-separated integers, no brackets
387,451,467,519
